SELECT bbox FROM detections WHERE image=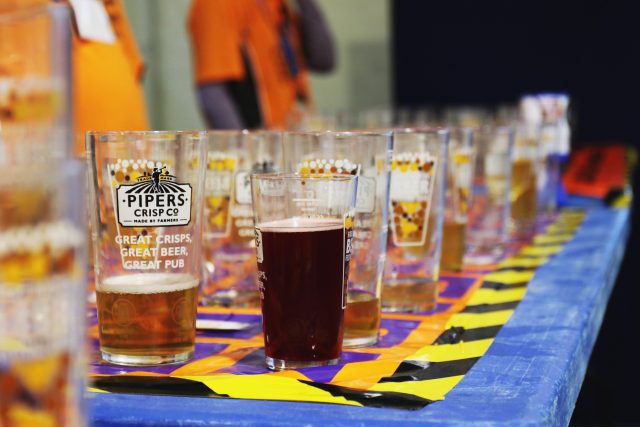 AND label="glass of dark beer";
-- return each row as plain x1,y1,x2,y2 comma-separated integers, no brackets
251,173,357,370
87,131,207,366
282,131,393,348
